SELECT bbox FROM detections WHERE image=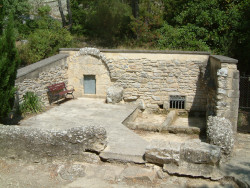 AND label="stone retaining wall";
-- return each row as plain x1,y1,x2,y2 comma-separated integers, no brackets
0,125,107,162
15,54,68,105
